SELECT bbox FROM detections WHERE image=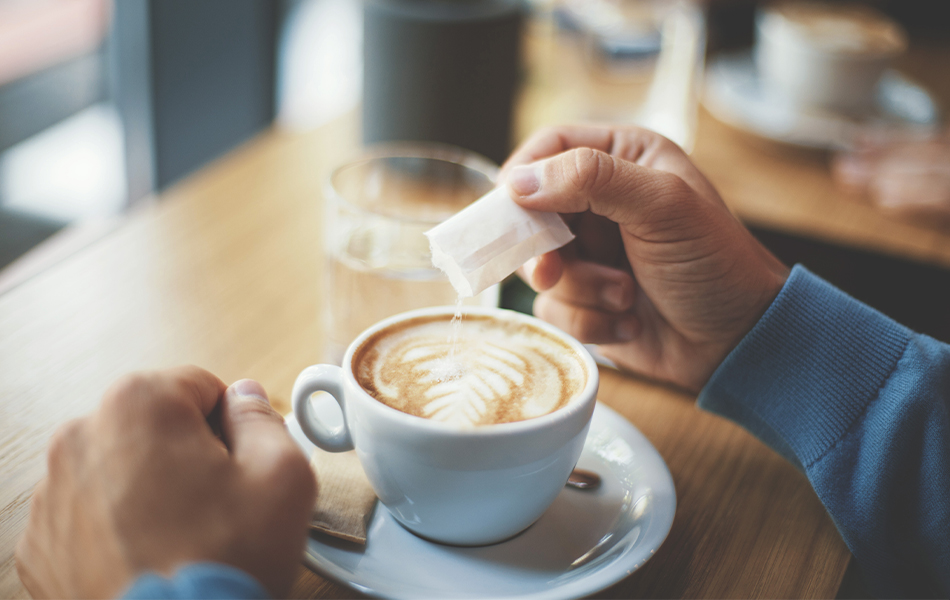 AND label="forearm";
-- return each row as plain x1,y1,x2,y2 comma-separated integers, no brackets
699,265,950,597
